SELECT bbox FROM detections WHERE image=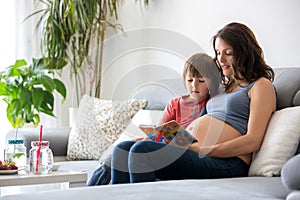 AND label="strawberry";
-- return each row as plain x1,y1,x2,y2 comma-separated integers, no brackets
5,166,12,170
0,160,18,170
